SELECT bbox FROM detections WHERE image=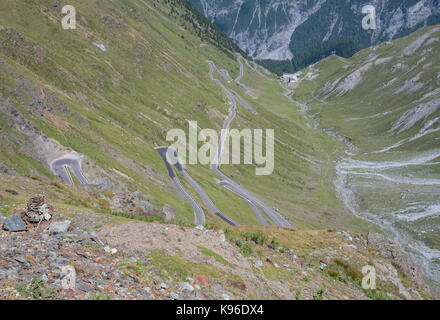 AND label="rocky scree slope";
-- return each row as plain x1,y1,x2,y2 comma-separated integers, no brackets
0,174,432,300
